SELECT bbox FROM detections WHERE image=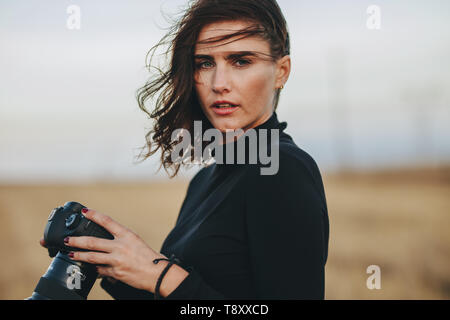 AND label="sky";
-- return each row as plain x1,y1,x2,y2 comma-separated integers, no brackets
0,0,449,183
